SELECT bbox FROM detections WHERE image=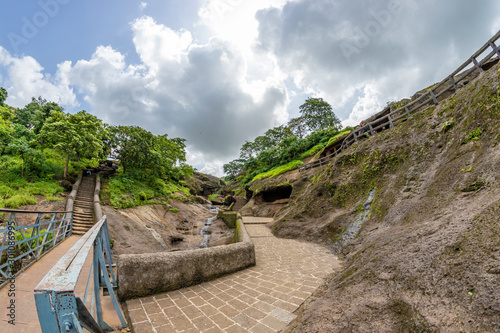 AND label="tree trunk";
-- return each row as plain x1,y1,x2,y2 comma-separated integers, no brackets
21,154,24,178
64,153,70,178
